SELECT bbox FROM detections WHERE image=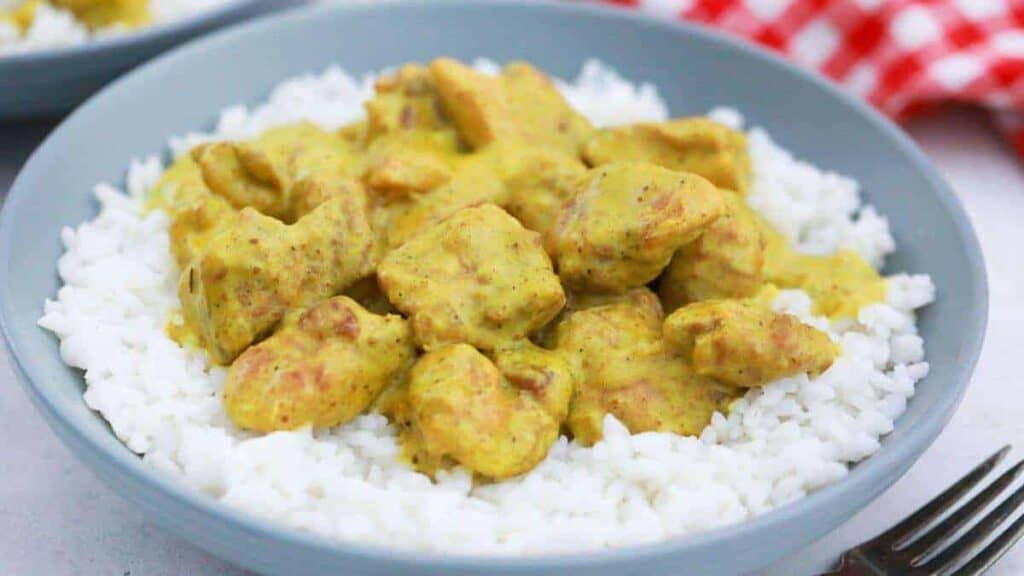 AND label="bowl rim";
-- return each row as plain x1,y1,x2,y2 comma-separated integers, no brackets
0,0,263,66
0,0,988,570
